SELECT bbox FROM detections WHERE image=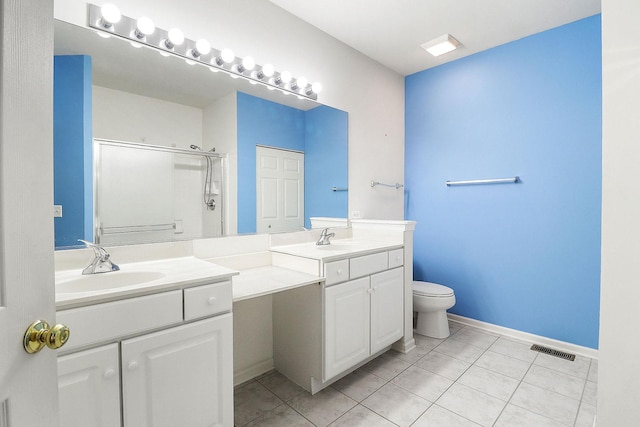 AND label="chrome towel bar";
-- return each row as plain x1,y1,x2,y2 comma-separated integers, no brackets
371,181,404,189
331,187,348,192
445,176,520,186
